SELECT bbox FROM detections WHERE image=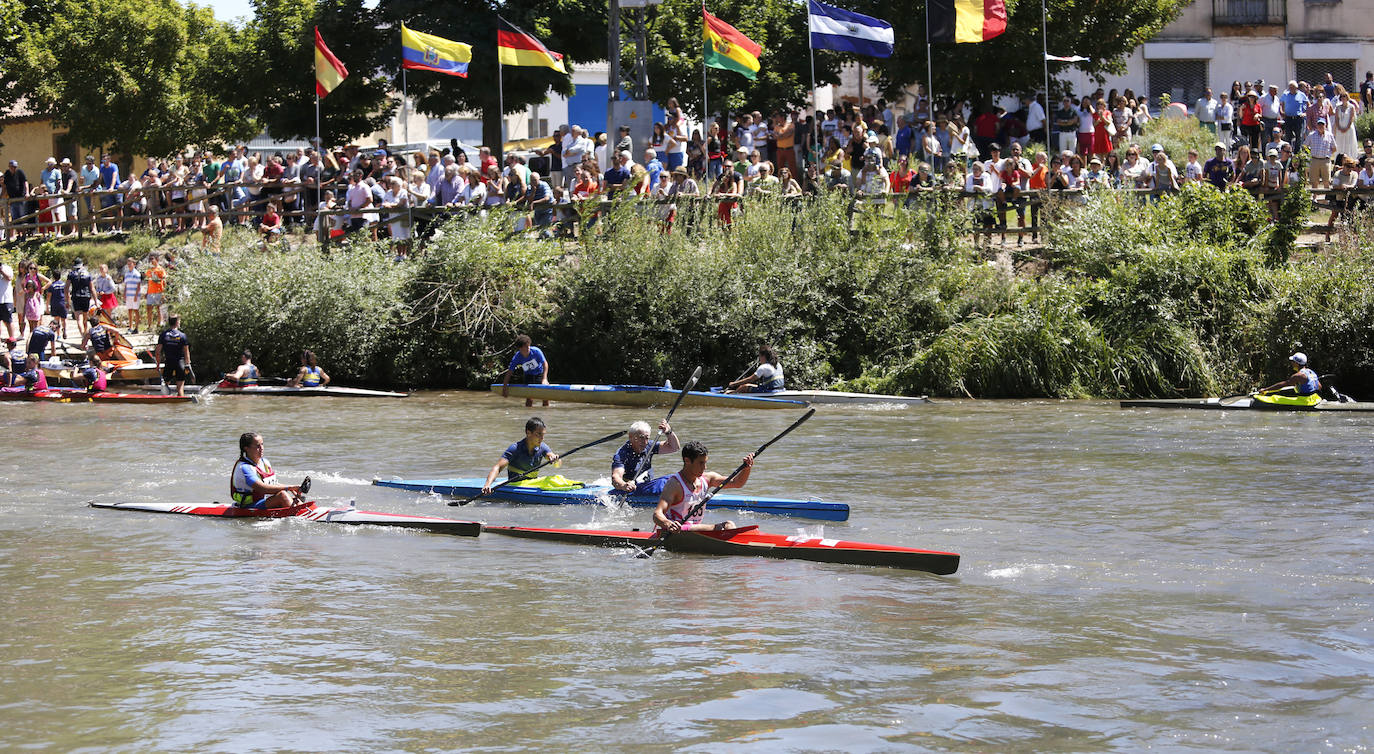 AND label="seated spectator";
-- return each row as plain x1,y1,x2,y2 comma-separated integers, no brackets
259,199,283,250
